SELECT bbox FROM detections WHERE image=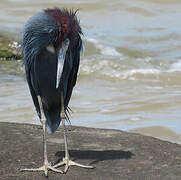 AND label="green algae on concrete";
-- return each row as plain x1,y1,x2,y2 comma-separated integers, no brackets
0,34,22,60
